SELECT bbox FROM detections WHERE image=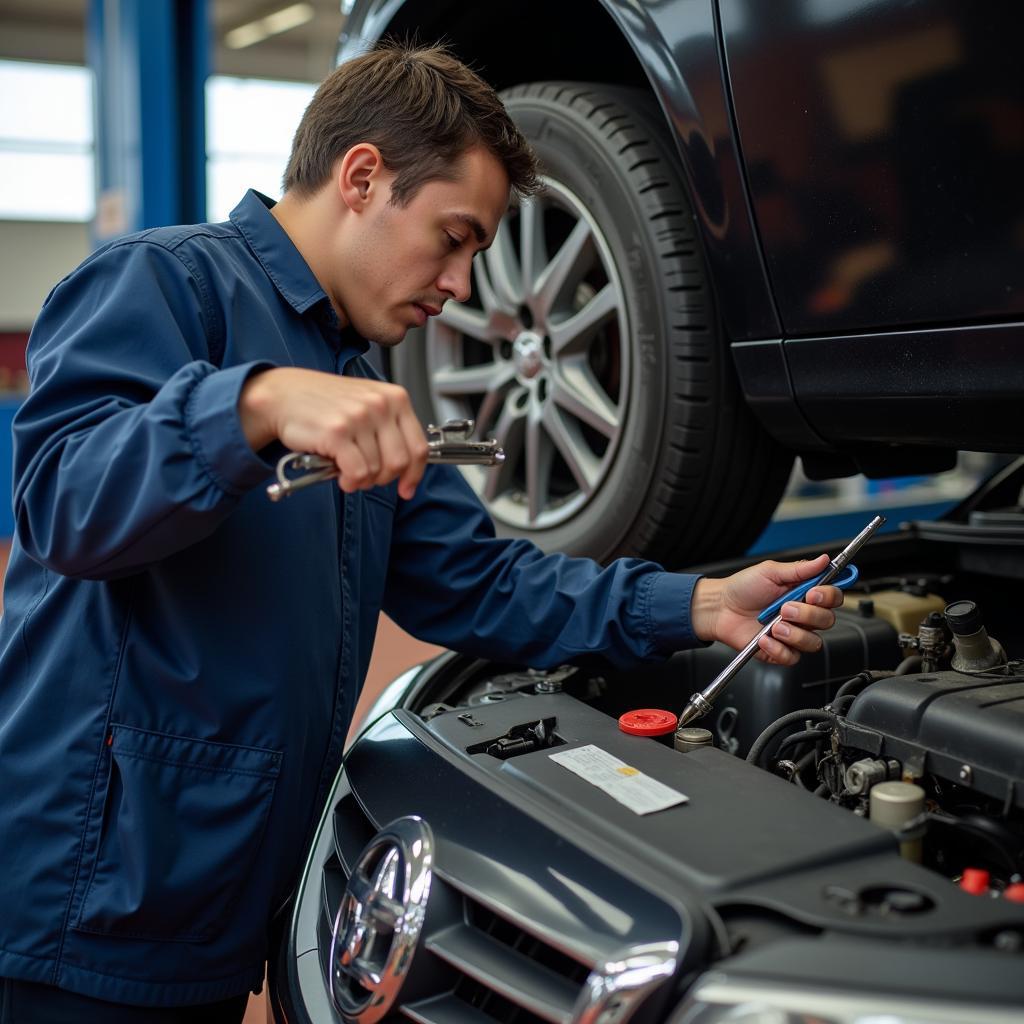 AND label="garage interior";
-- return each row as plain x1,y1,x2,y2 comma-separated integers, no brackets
0,2,1015,1022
